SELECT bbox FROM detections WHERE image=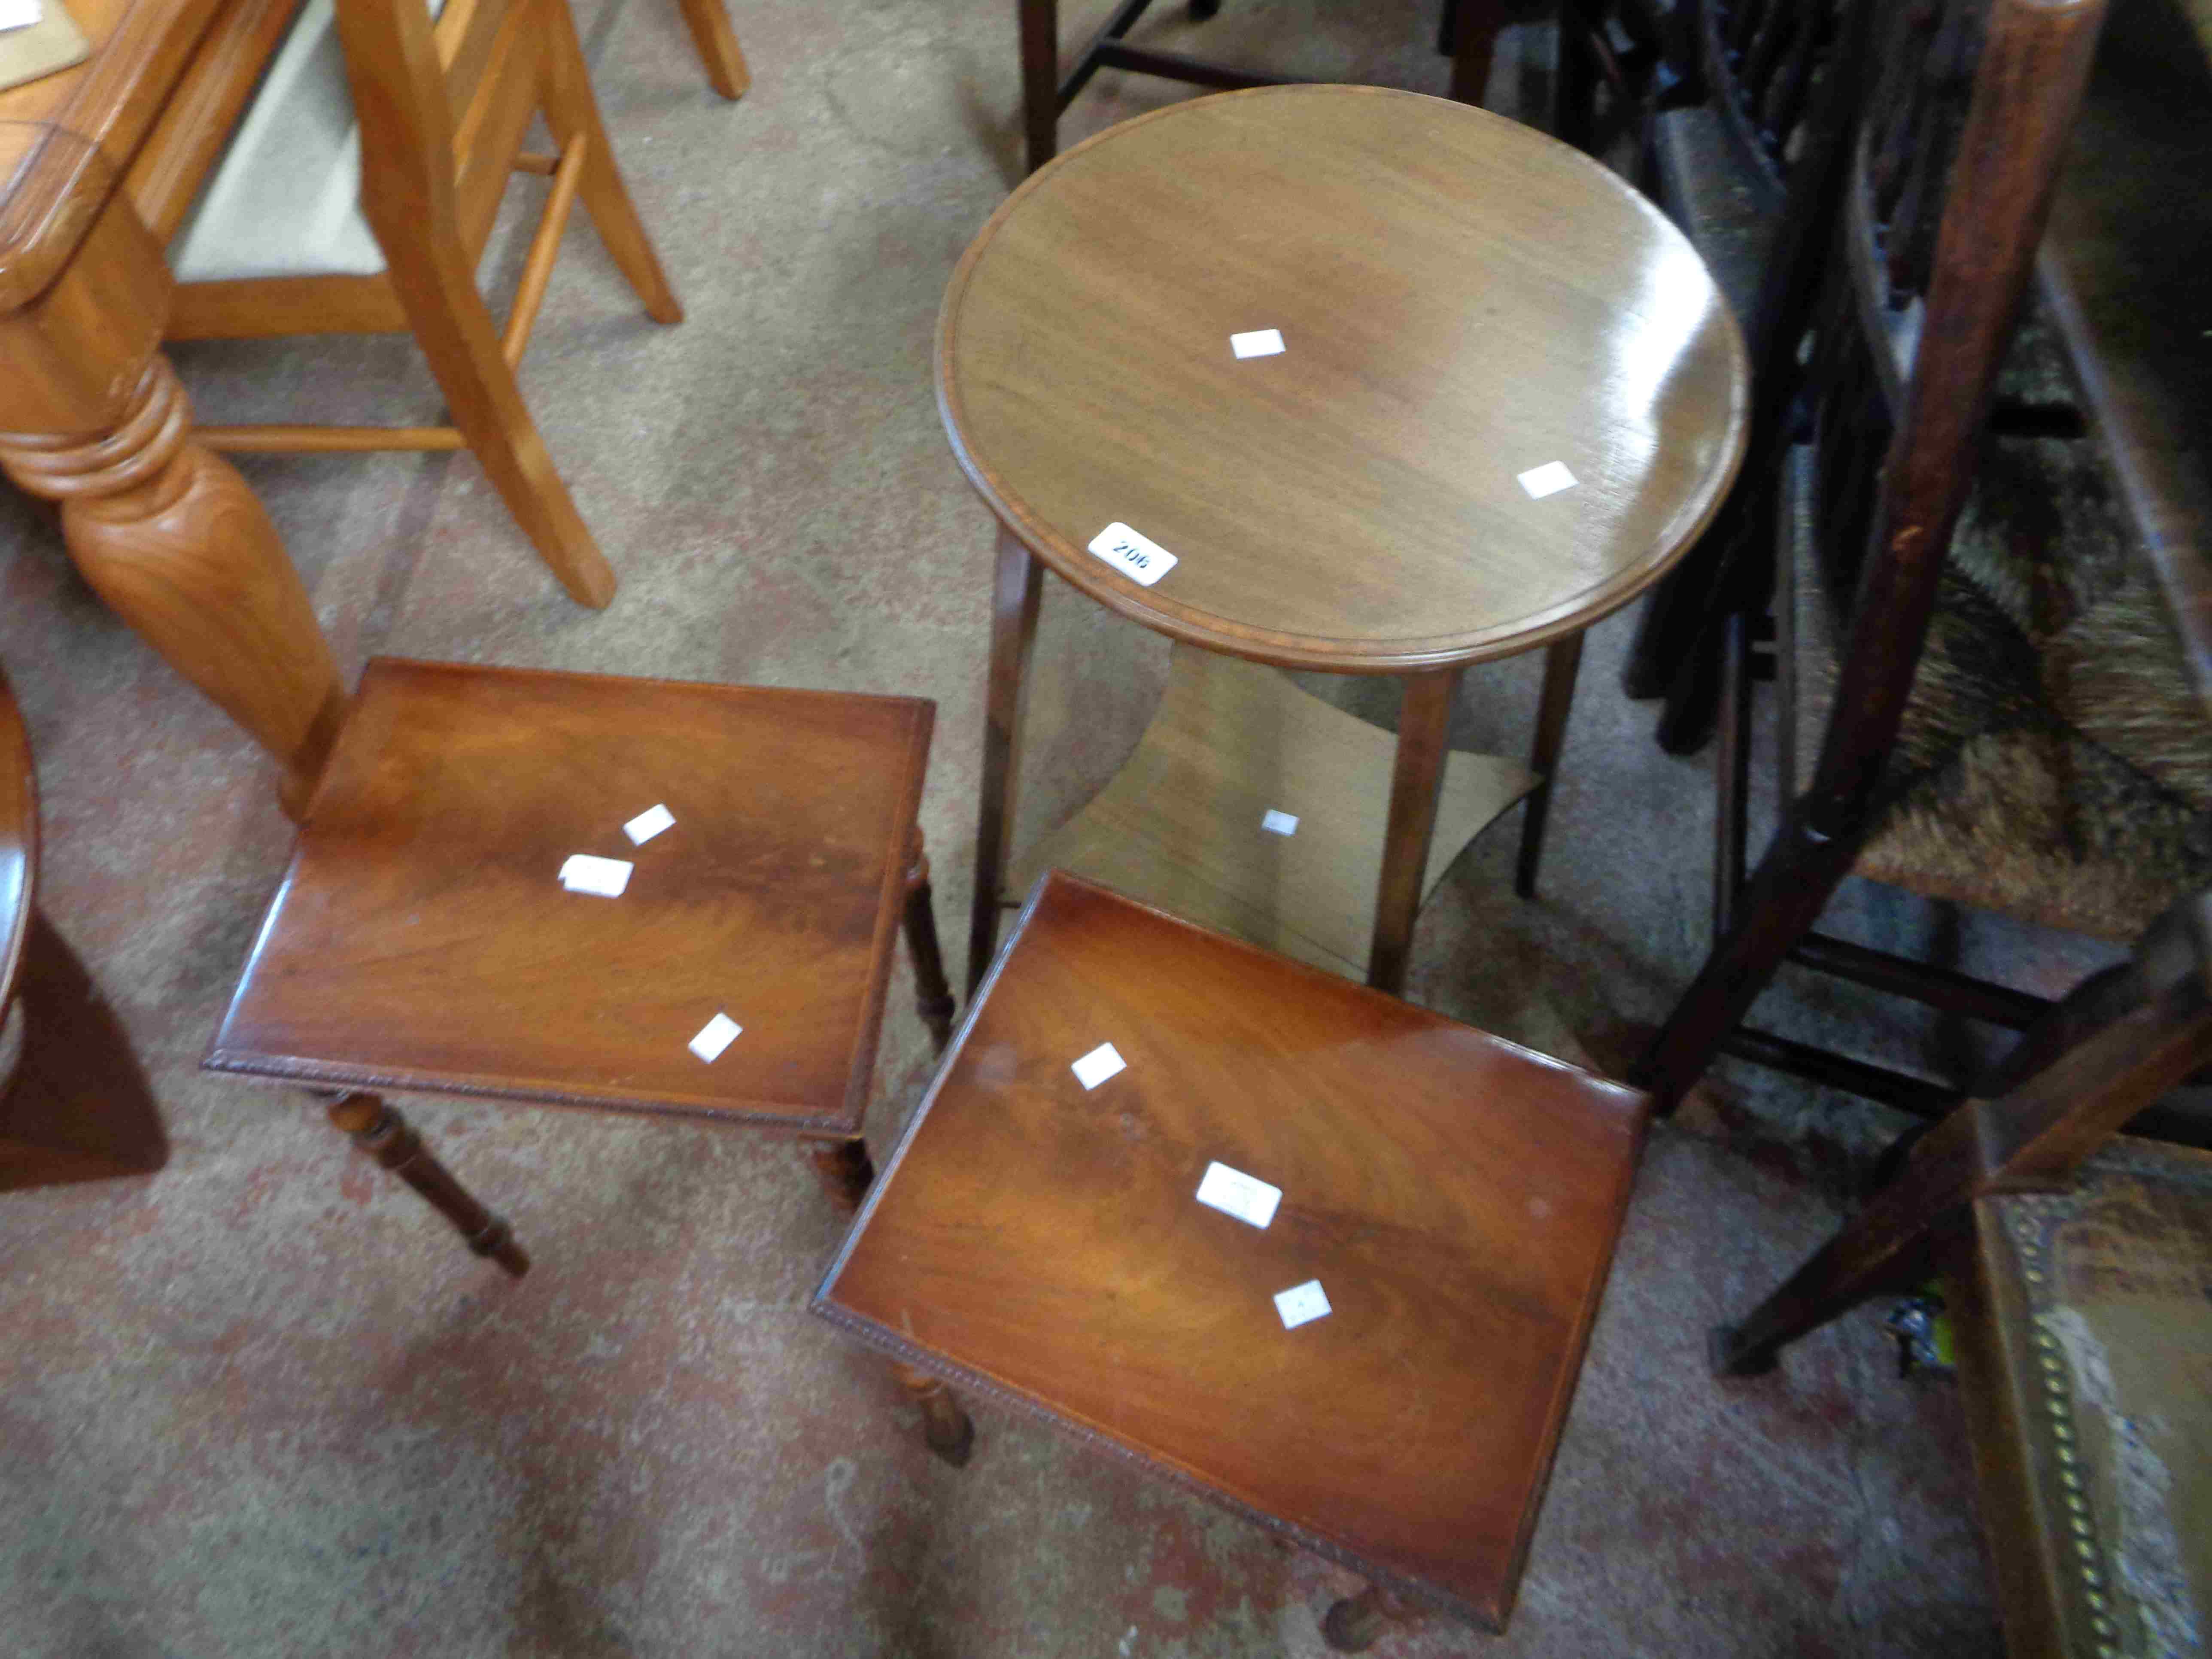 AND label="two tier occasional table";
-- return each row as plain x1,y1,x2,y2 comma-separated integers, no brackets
942,85,1748,994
